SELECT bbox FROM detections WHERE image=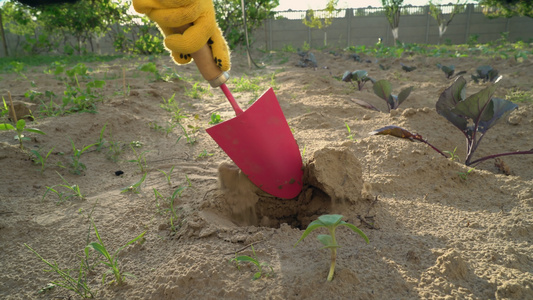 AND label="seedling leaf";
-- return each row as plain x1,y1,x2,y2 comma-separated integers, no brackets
0,123,15,130
373,80,392,102
397,86,413,106
338,222,370,244
25,128,46,135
